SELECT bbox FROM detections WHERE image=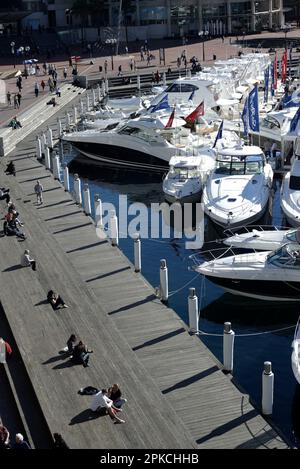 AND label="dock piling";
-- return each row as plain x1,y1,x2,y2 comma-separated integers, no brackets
83,183,92,215
92,89,96,107
57,118,63,138
45,147,51,170
52,154,61,181
223,322,235,373
80,99,84,115
94,194,103,227
163,72,166,86
109,210,119,246
65,112,71,132
188,288,199,334
36,137,42,160
74,173,82,205
160,259,169,303
86,94,90,111
73,106,78,124
262,361,274,415
63,165,70,192
97,84,101,102
134,233,141,272
47,127,53,149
